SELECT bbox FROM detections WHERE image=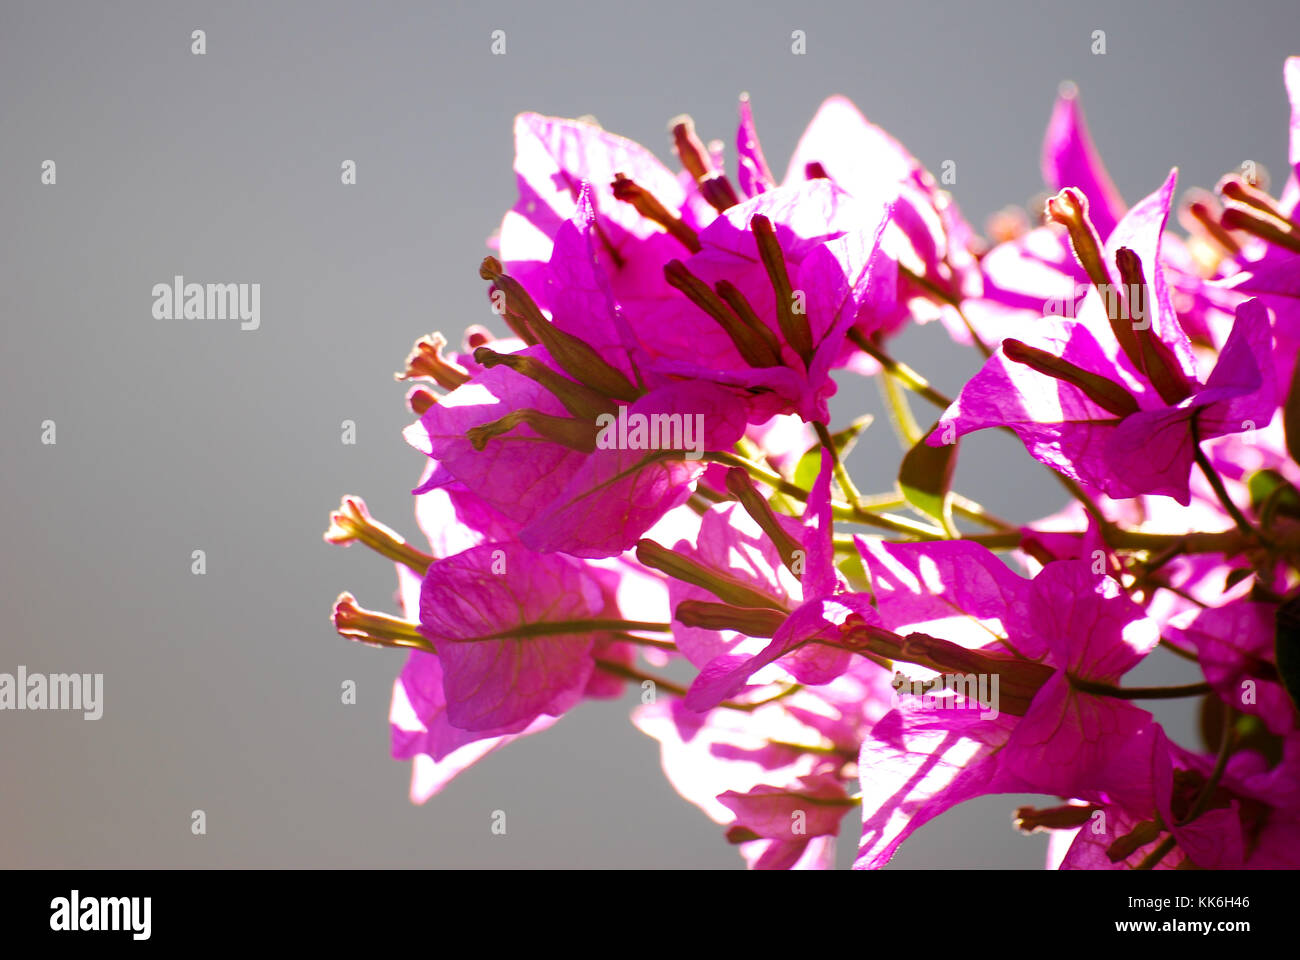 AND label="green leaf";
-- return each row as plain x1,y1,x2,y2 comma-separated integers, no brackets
1246,468,1300,527
1223,567,1254,593
792,448,824,495
835,548,871,594
792,414,873,491
899,420,958,535
1285,365,1300,467
1275,593,1300,711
